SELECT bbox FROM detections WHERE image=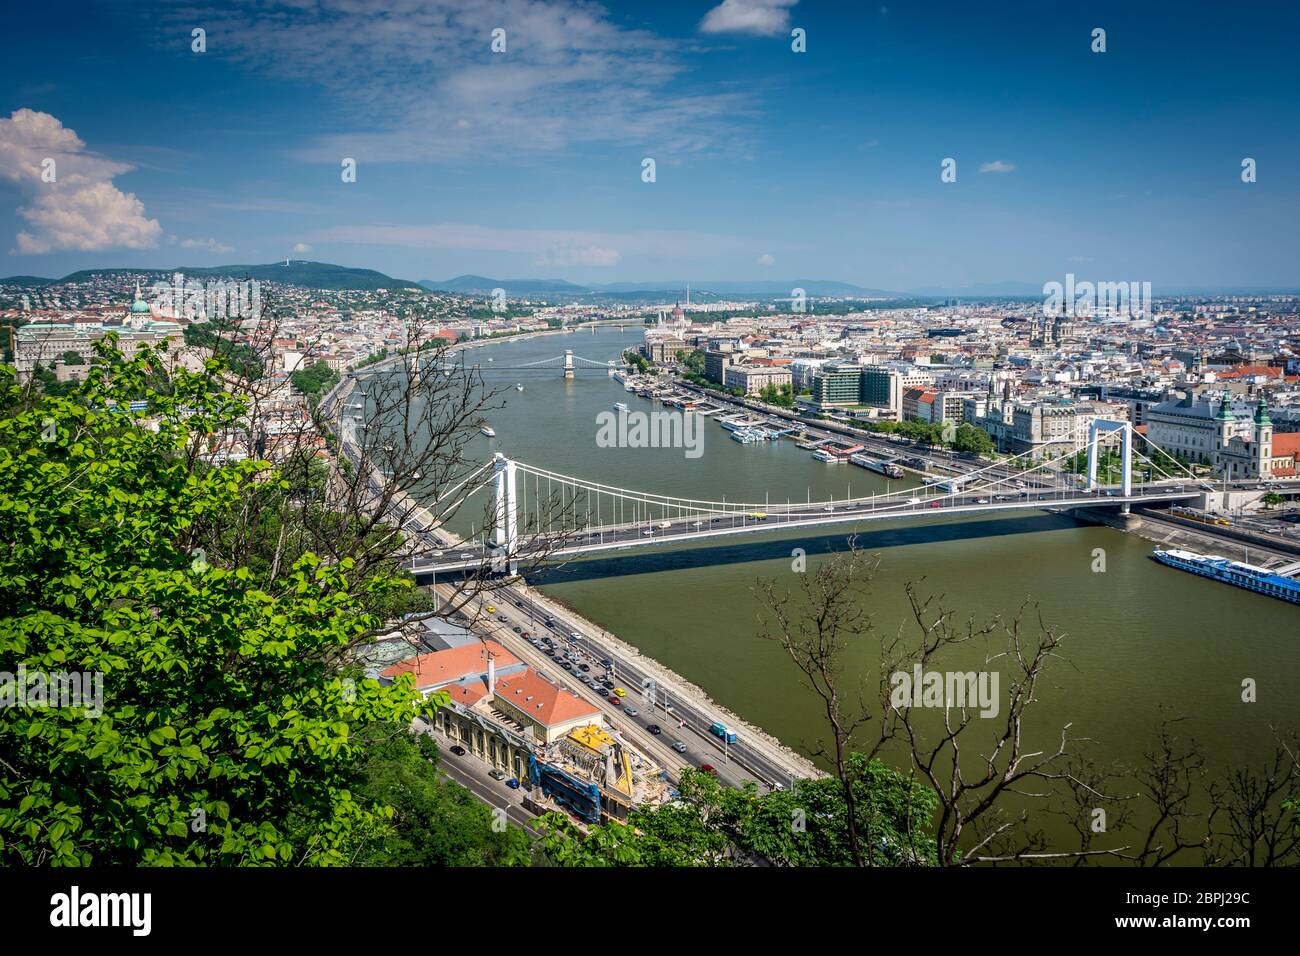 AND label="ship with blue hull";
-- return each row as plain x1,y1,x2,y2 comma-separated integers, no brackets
1152,549,1300,605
